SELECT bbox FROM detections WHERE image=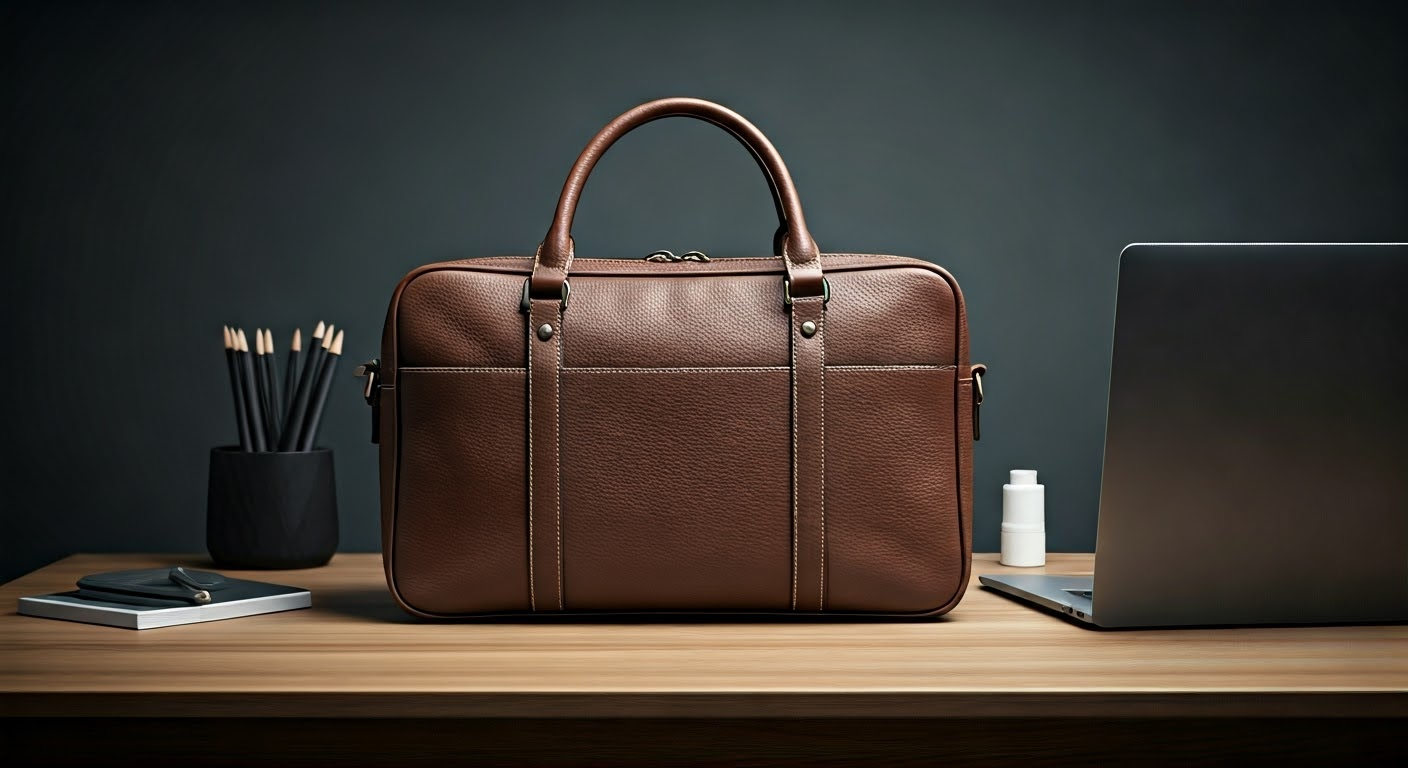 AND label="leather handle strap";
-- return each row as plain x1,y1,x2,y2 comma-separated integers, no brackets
531,97,824,300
